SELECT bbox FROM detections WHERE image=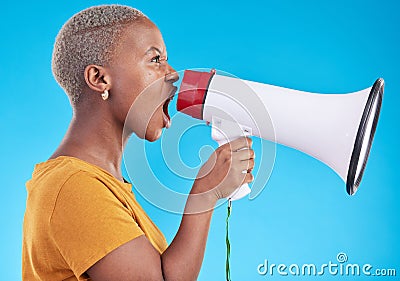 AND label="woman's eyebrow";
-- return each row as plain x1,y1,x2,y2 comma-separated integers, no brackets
145,46,163,55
